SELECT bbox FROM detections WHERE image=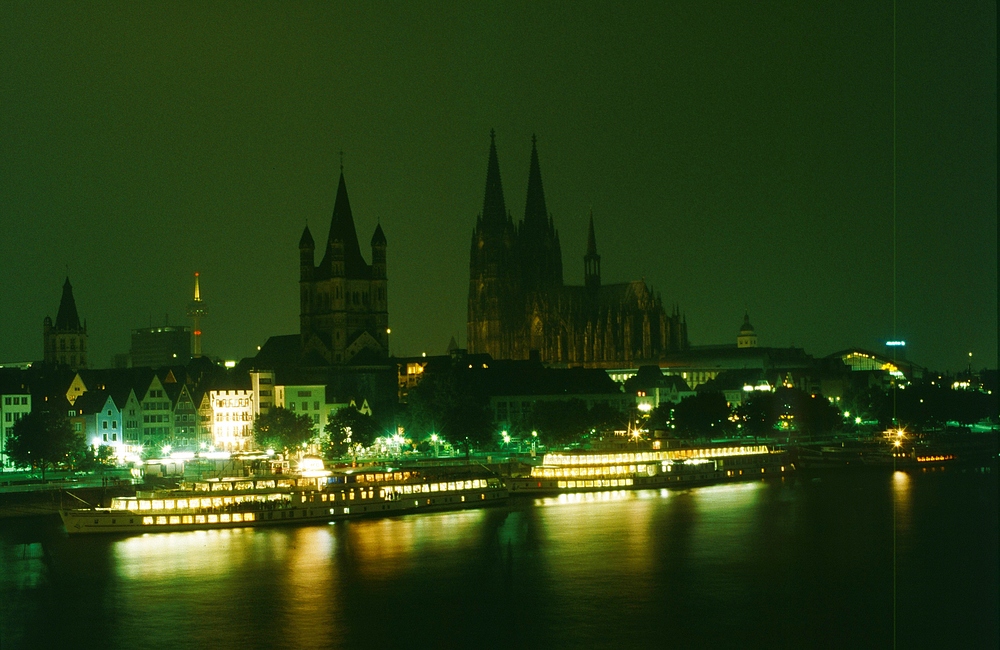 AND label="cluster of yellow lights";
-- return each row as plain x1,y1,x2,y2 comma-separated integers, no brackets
379,479,487,497
540,446,769,468
118,492,288,512
916,455,956,462
535,465,646,479
142,512,255,526
556,478,634,489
